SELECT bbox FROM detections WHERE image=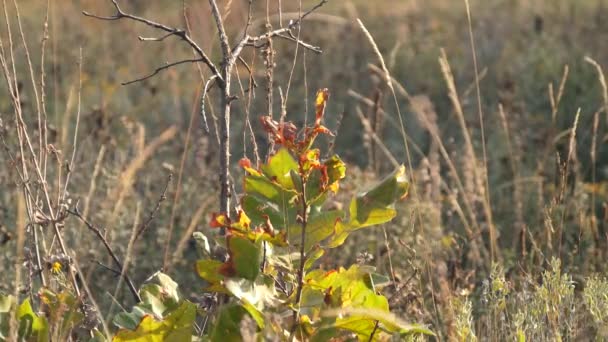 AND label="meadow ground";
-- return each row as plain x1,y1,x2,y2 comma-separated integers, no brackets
2,0,608,340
